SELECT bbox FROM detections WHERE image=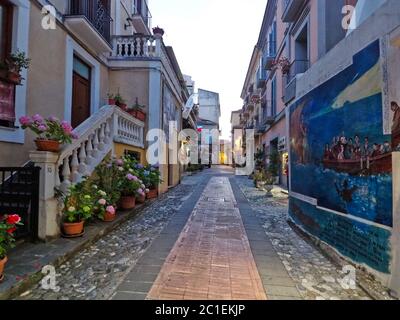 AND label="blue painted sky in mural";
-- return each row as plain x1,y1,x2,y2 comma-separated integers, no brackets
290,40,393,227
